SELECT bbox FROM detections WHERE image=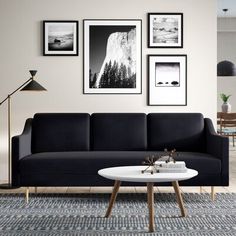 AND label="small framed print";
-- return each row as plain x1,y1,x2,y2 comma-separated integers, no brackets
43,21,78,56
83,19,142,94
148,13,183,48
148,55,187,106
